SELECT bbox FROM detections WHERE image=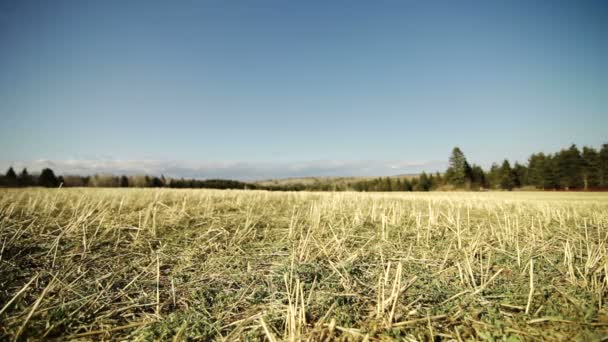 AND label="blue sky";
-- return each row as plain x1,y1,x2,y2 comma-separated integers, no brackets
0,0,606,179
